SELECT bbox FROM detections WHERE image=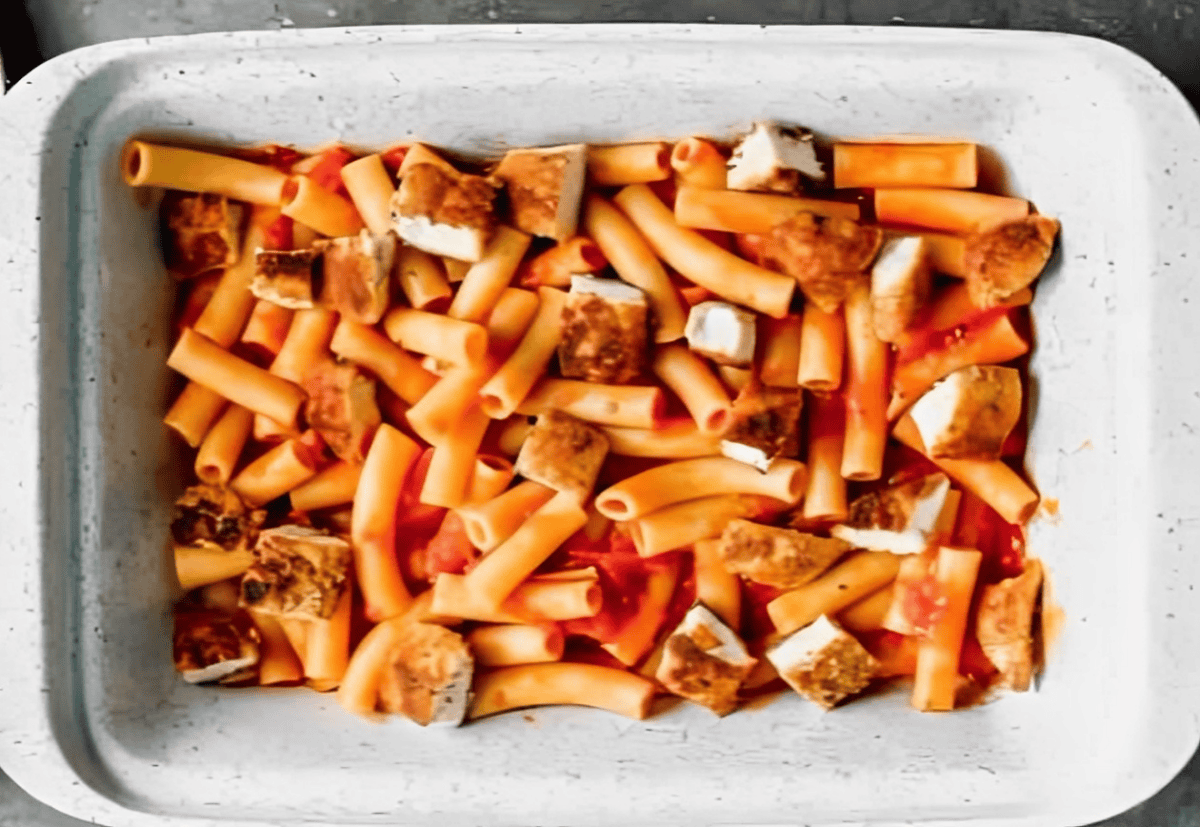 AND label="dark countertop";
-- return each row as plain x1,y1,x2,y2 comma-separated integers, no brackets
1,2,1197,825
